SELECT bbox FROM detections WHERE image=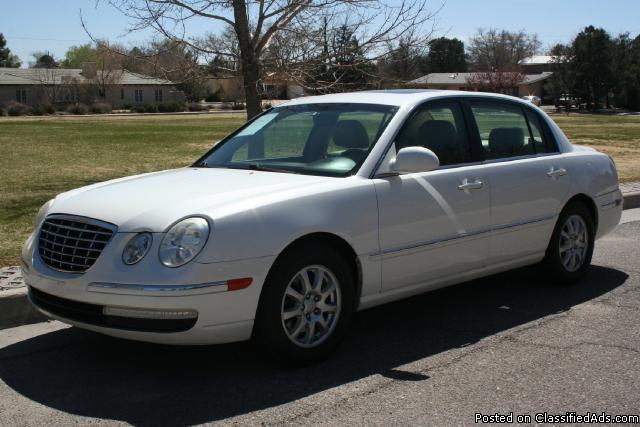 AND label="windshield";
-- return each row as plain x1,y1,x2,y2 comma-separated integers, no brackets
194,103,398,177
